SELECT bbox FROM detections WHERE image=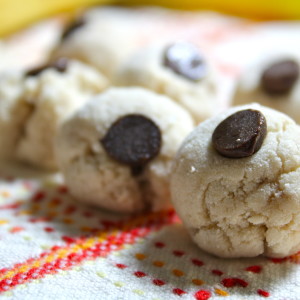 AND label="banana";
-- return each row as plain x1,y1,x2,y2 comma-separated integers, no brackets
120,0,300,19
0,0,112,36
1,0,300,37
